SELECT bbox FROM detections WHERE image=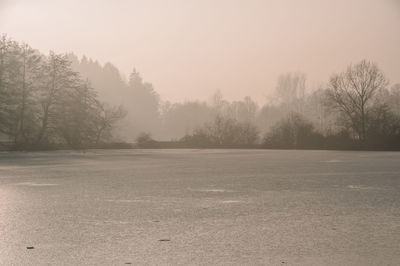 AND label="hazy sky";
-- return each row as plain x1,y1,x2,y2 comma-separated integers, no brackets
1,0,400,103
